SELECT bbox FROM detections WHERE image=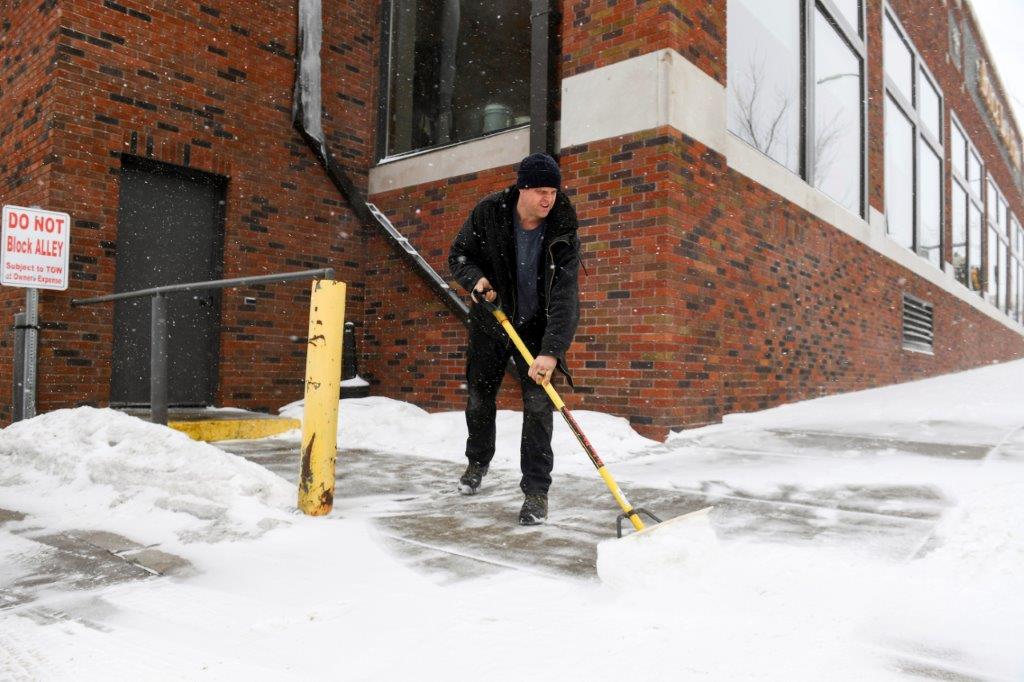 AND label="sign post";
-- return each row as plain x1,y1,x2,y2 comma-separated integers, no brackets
2,205,71,420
